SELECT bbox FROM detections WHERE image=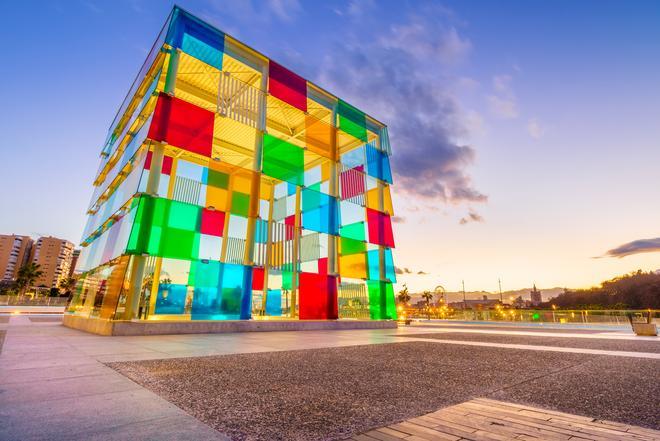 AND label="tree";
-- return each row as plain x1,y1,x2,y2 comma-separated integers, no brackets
397,283,411,305
58,277,77,296
15,263,43,296
422,290,433,319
